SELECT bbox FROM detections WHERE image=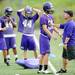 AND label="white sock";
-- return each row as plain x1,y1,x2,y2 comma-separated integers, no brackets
14,55,18,58
7,55,10,59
